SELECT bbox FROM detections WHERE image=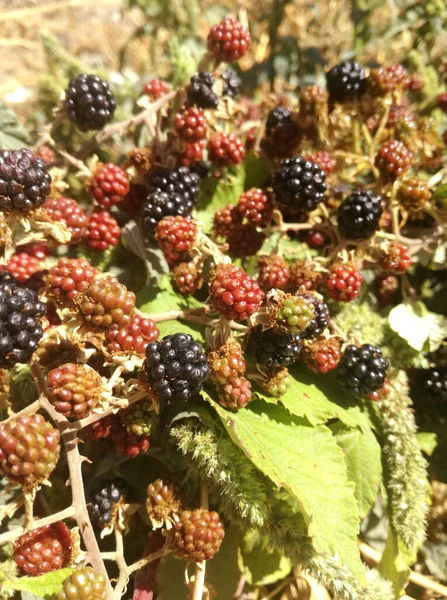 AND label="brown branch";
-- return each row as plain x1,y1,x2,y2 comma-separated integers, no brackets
150,306,213,324
2,400,41,424
127,545,174,575
30,363,114,600
75,91,177,160
0,505,76,545
113,528,129,600
358,541,447,596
